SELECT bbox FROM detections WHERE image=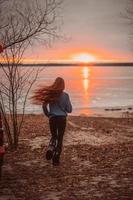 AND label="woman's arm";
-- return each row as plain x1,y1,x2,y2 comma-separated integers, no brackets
42,103,49,117
65,94,72,113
